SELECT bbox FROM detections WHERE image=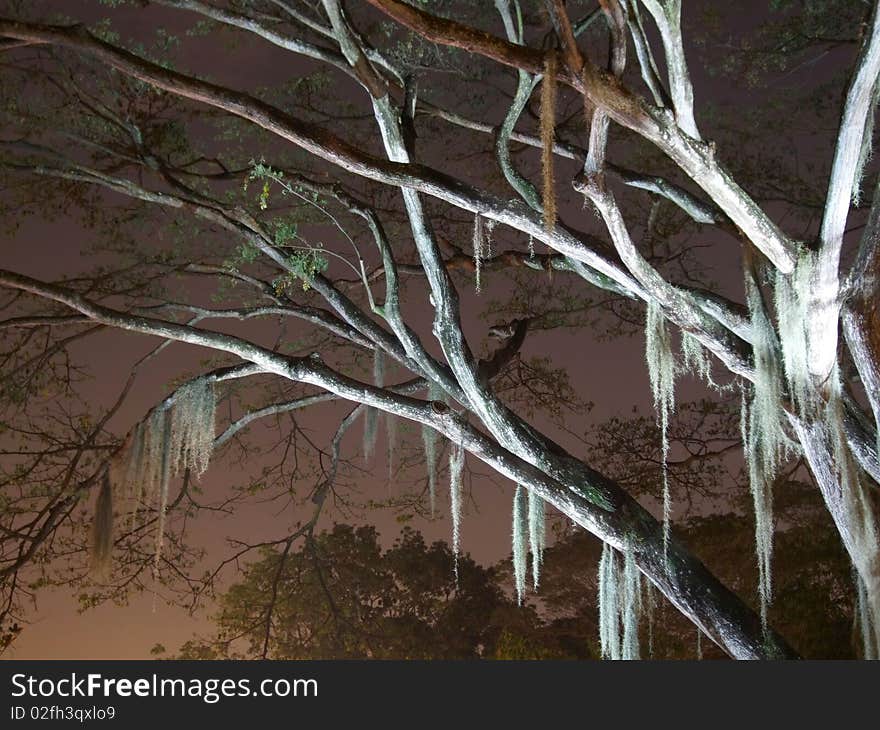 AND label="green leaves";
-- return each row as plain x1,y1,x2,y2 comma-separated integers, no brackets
272,249,329,293
237,163,330,289
271,219,298,246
